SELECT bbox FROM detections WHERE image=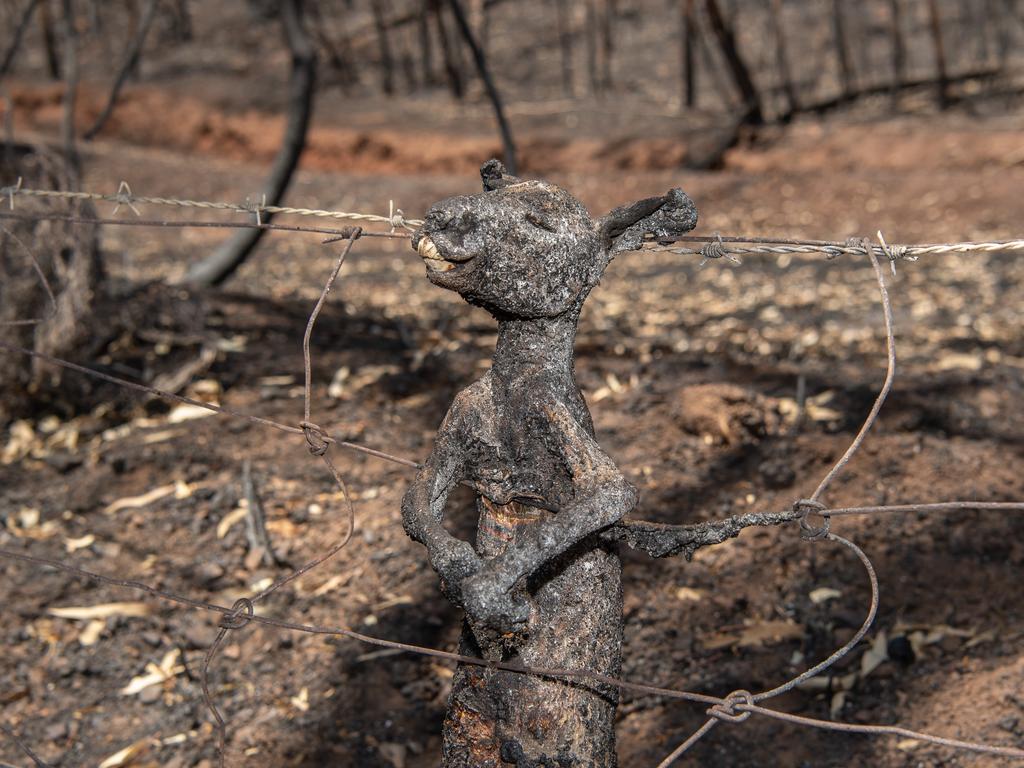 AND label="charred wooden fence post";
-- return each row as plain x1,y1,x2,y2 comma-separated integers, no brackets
402,161,698,766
